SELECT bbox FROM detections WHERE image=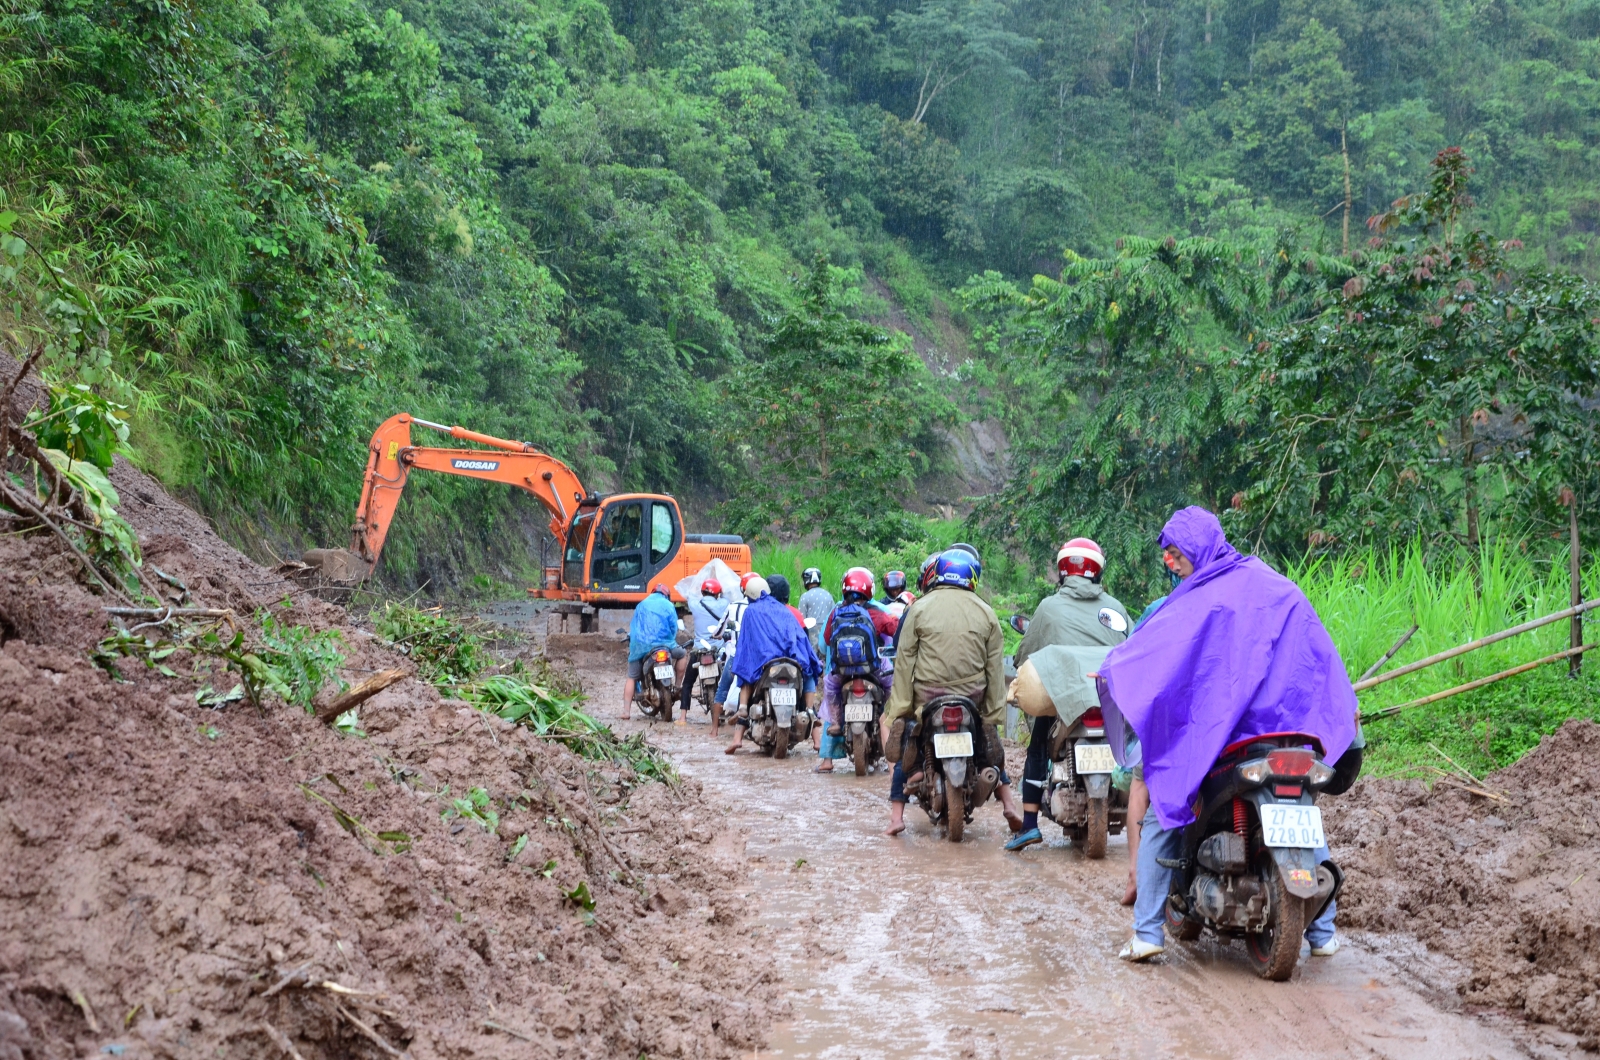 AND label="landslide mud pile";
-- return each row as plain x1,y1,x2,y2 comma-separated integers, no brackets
0,459,777,1059
1326,720,1600,1048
